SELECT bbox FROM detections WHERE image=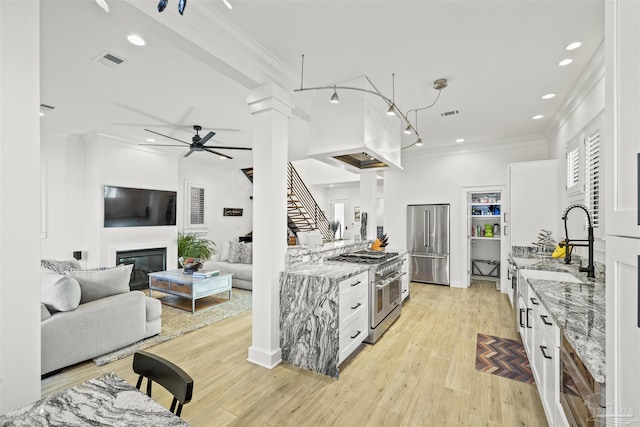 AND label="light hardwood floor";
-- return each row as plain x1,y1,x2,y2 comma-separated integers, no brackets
41,280,548,426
